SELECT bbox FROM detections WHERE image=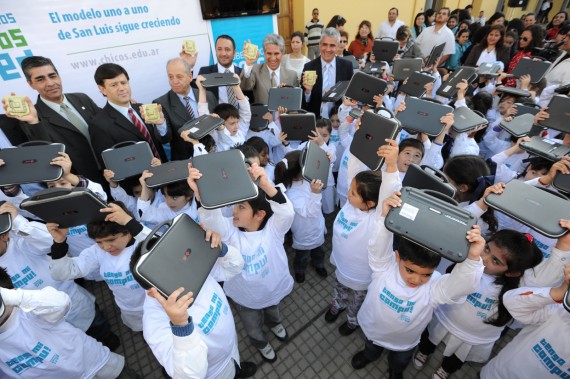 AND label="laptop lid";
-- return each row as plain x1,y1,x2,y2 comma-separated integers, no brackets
267,87,302,112
537,95,570,133
200,72,240,87
280,112,316,141
362,61,388,76
178,115,225,140
372,40,399,63
145,159,192,188
0,201,12,235
301,141,330,189
436,66,478,99
0,142,65,186
399,71,435,97
511,58,552,83
392,58,423,81
249,104,270,131
499,113,536,138
192,149,259,209
322,81,350,103
484,179,570,238
425,42,446,68
349,110,401,171
513,102,541,117
101,141,153,181
553,172,570,195
395,97,453,136
401,164,456,198
520,137,570,162
385,187,477,262
478,62,502,77
341,55,360,69
19,187,109,228
345,71,388,107
495,86,531,98
135,213,219,300
452,107,488,133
